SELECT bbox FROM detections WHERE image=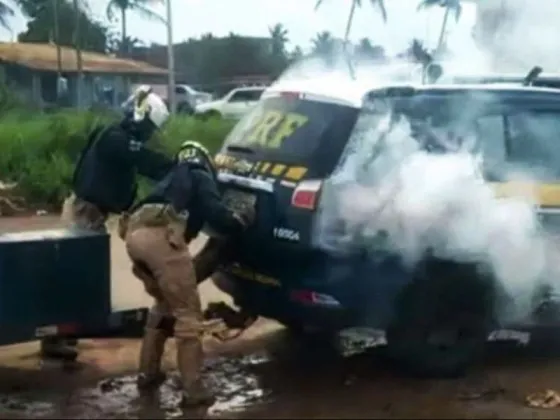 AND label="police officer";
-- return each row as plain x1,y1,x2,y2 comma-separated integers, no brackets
41,86,174,361
123,140,254,407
